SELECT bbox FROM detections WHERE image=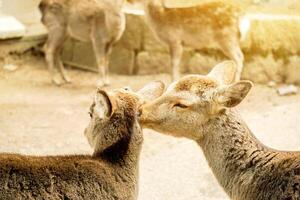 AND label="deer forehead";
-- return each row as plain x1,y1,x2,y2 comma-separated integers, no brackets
115,92,140,109
167,75,218,96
